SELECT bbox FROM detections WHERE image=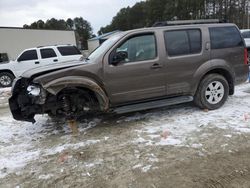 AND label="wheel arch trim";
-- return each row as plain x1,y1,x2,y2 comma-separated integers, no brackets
42,76,109,111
